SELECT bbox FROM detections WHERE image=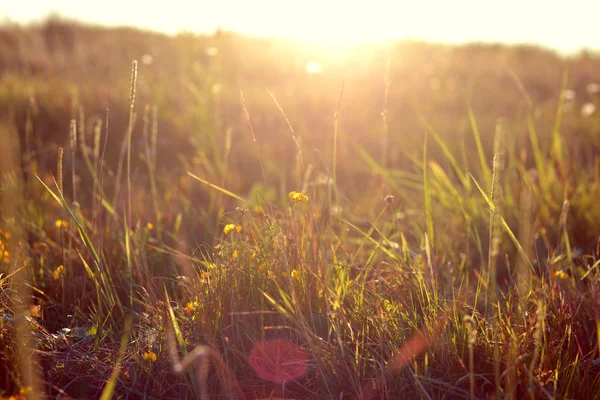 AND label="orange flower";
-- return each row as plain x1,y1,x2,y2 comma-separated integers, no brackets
143,351,157,362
